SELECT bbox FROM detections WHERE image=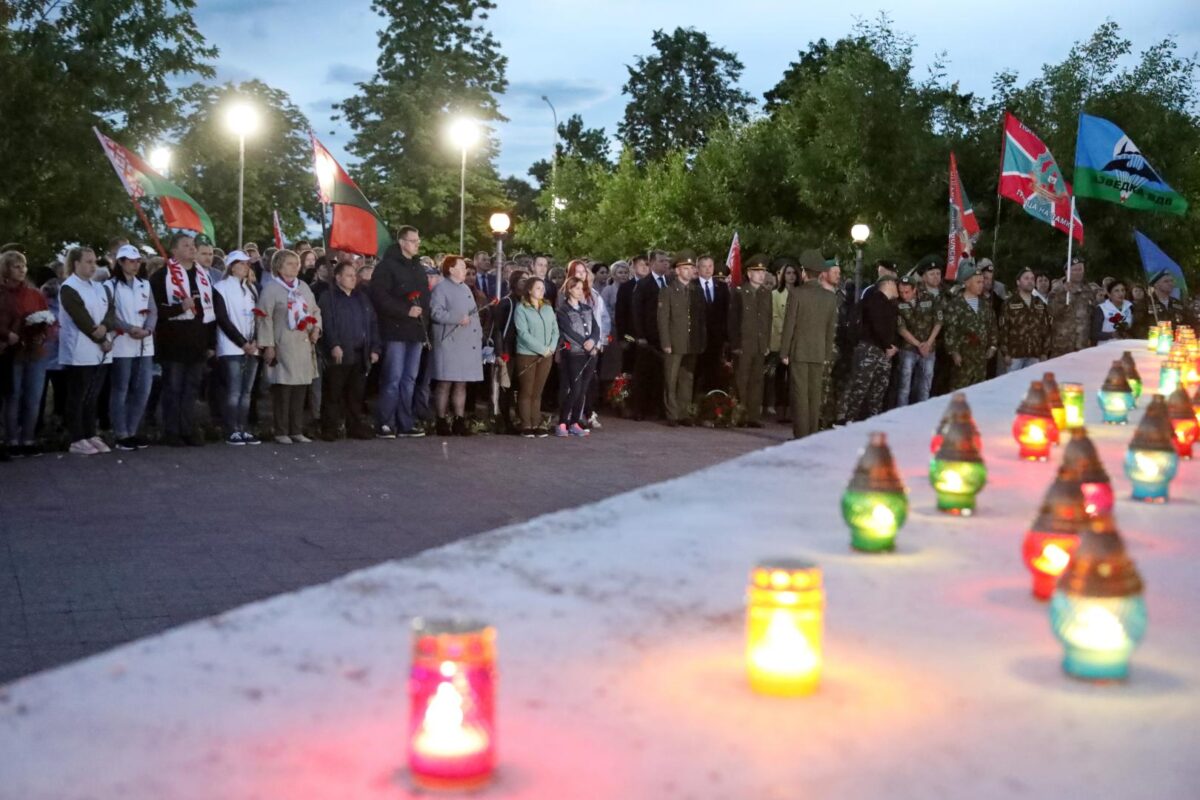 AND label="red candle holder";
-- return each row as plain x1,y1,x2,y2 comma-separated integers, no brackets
932,393,981,456
1022,465,1088,600
1060,428,1113,517
1013,381,1056,461
408,618,497,791
1167,387,1199,459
